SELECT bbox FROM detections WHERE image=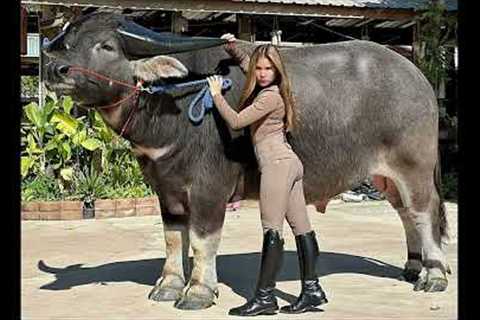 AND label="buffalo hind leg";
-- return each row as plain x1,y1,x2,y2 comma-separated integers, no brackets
149,207,190,302
377,170,448,292
372,176,423,283
407,178,448,293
